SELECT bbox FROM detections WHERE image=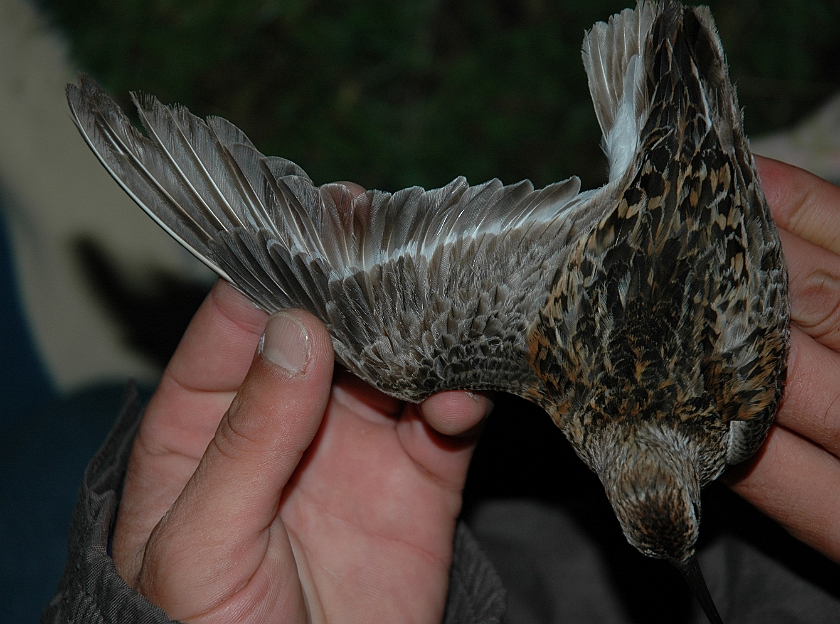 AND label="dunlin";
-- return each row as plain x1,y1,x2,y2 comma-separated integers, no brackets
67,3,789,621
